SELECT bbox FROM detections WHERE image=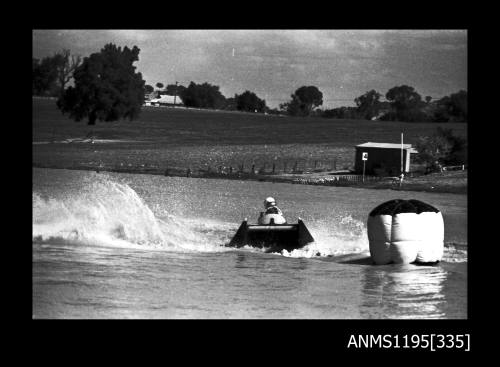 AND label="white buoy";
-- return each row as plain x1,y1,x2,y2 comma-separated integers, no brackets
367,199,444,264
